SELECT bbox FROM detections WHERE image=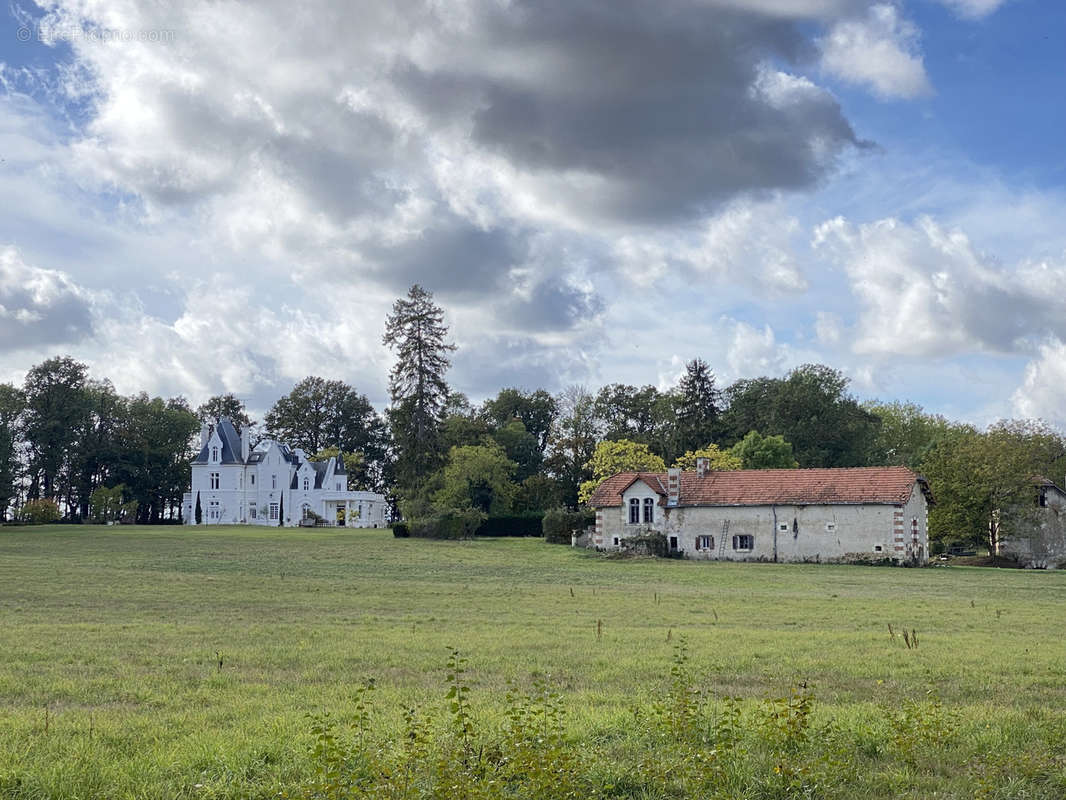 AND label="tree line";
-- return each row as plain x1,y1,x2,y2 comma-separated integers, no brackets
2,283,1064,552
